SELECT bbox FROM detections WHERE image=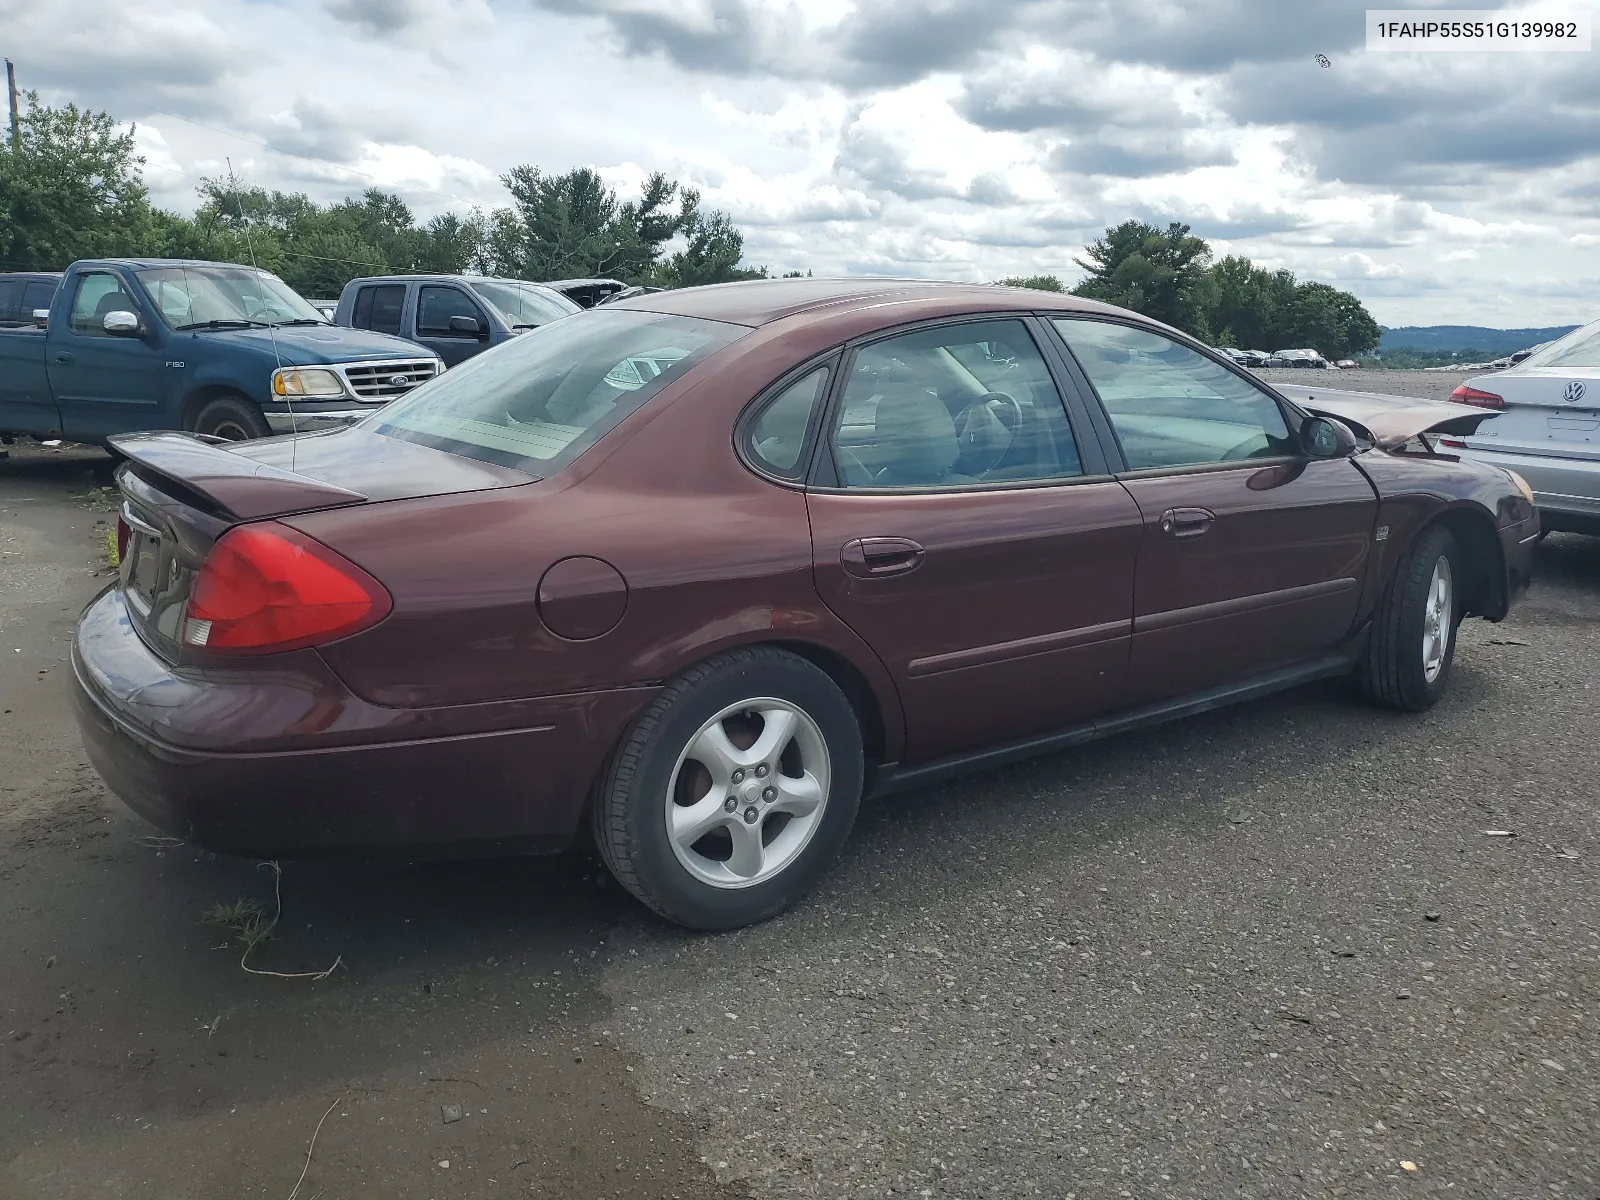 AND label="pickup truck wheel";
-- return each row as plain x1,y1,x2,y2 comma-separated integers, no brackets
1357,524,1461,712
191,394,269,441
